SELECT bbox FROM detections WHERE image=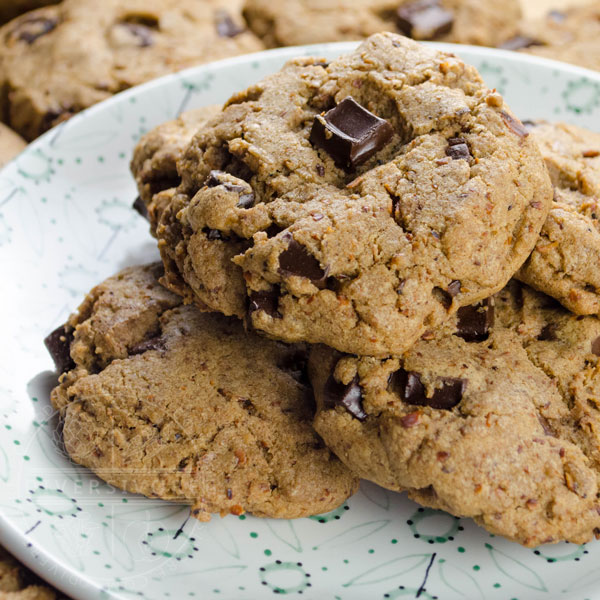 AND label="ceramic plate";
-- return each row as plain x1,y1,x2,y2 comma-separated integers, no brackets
1,42,600,600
